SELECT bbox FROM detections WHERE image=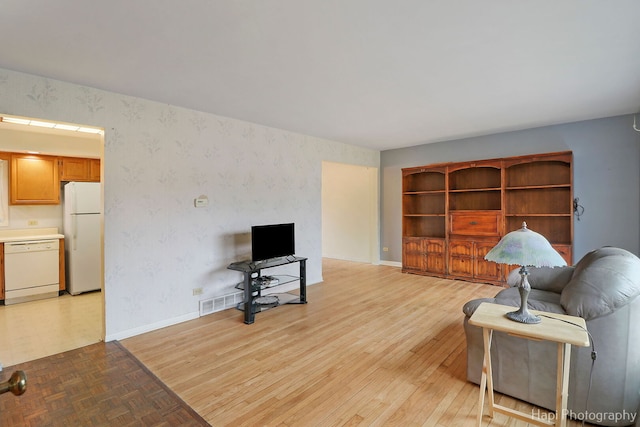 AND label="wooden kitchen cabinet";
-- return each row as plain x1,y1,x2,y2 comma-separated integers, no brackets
60,157,101,182
10,153,60,204
0,242,4,300
89,159,101,181
59,238,66,292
